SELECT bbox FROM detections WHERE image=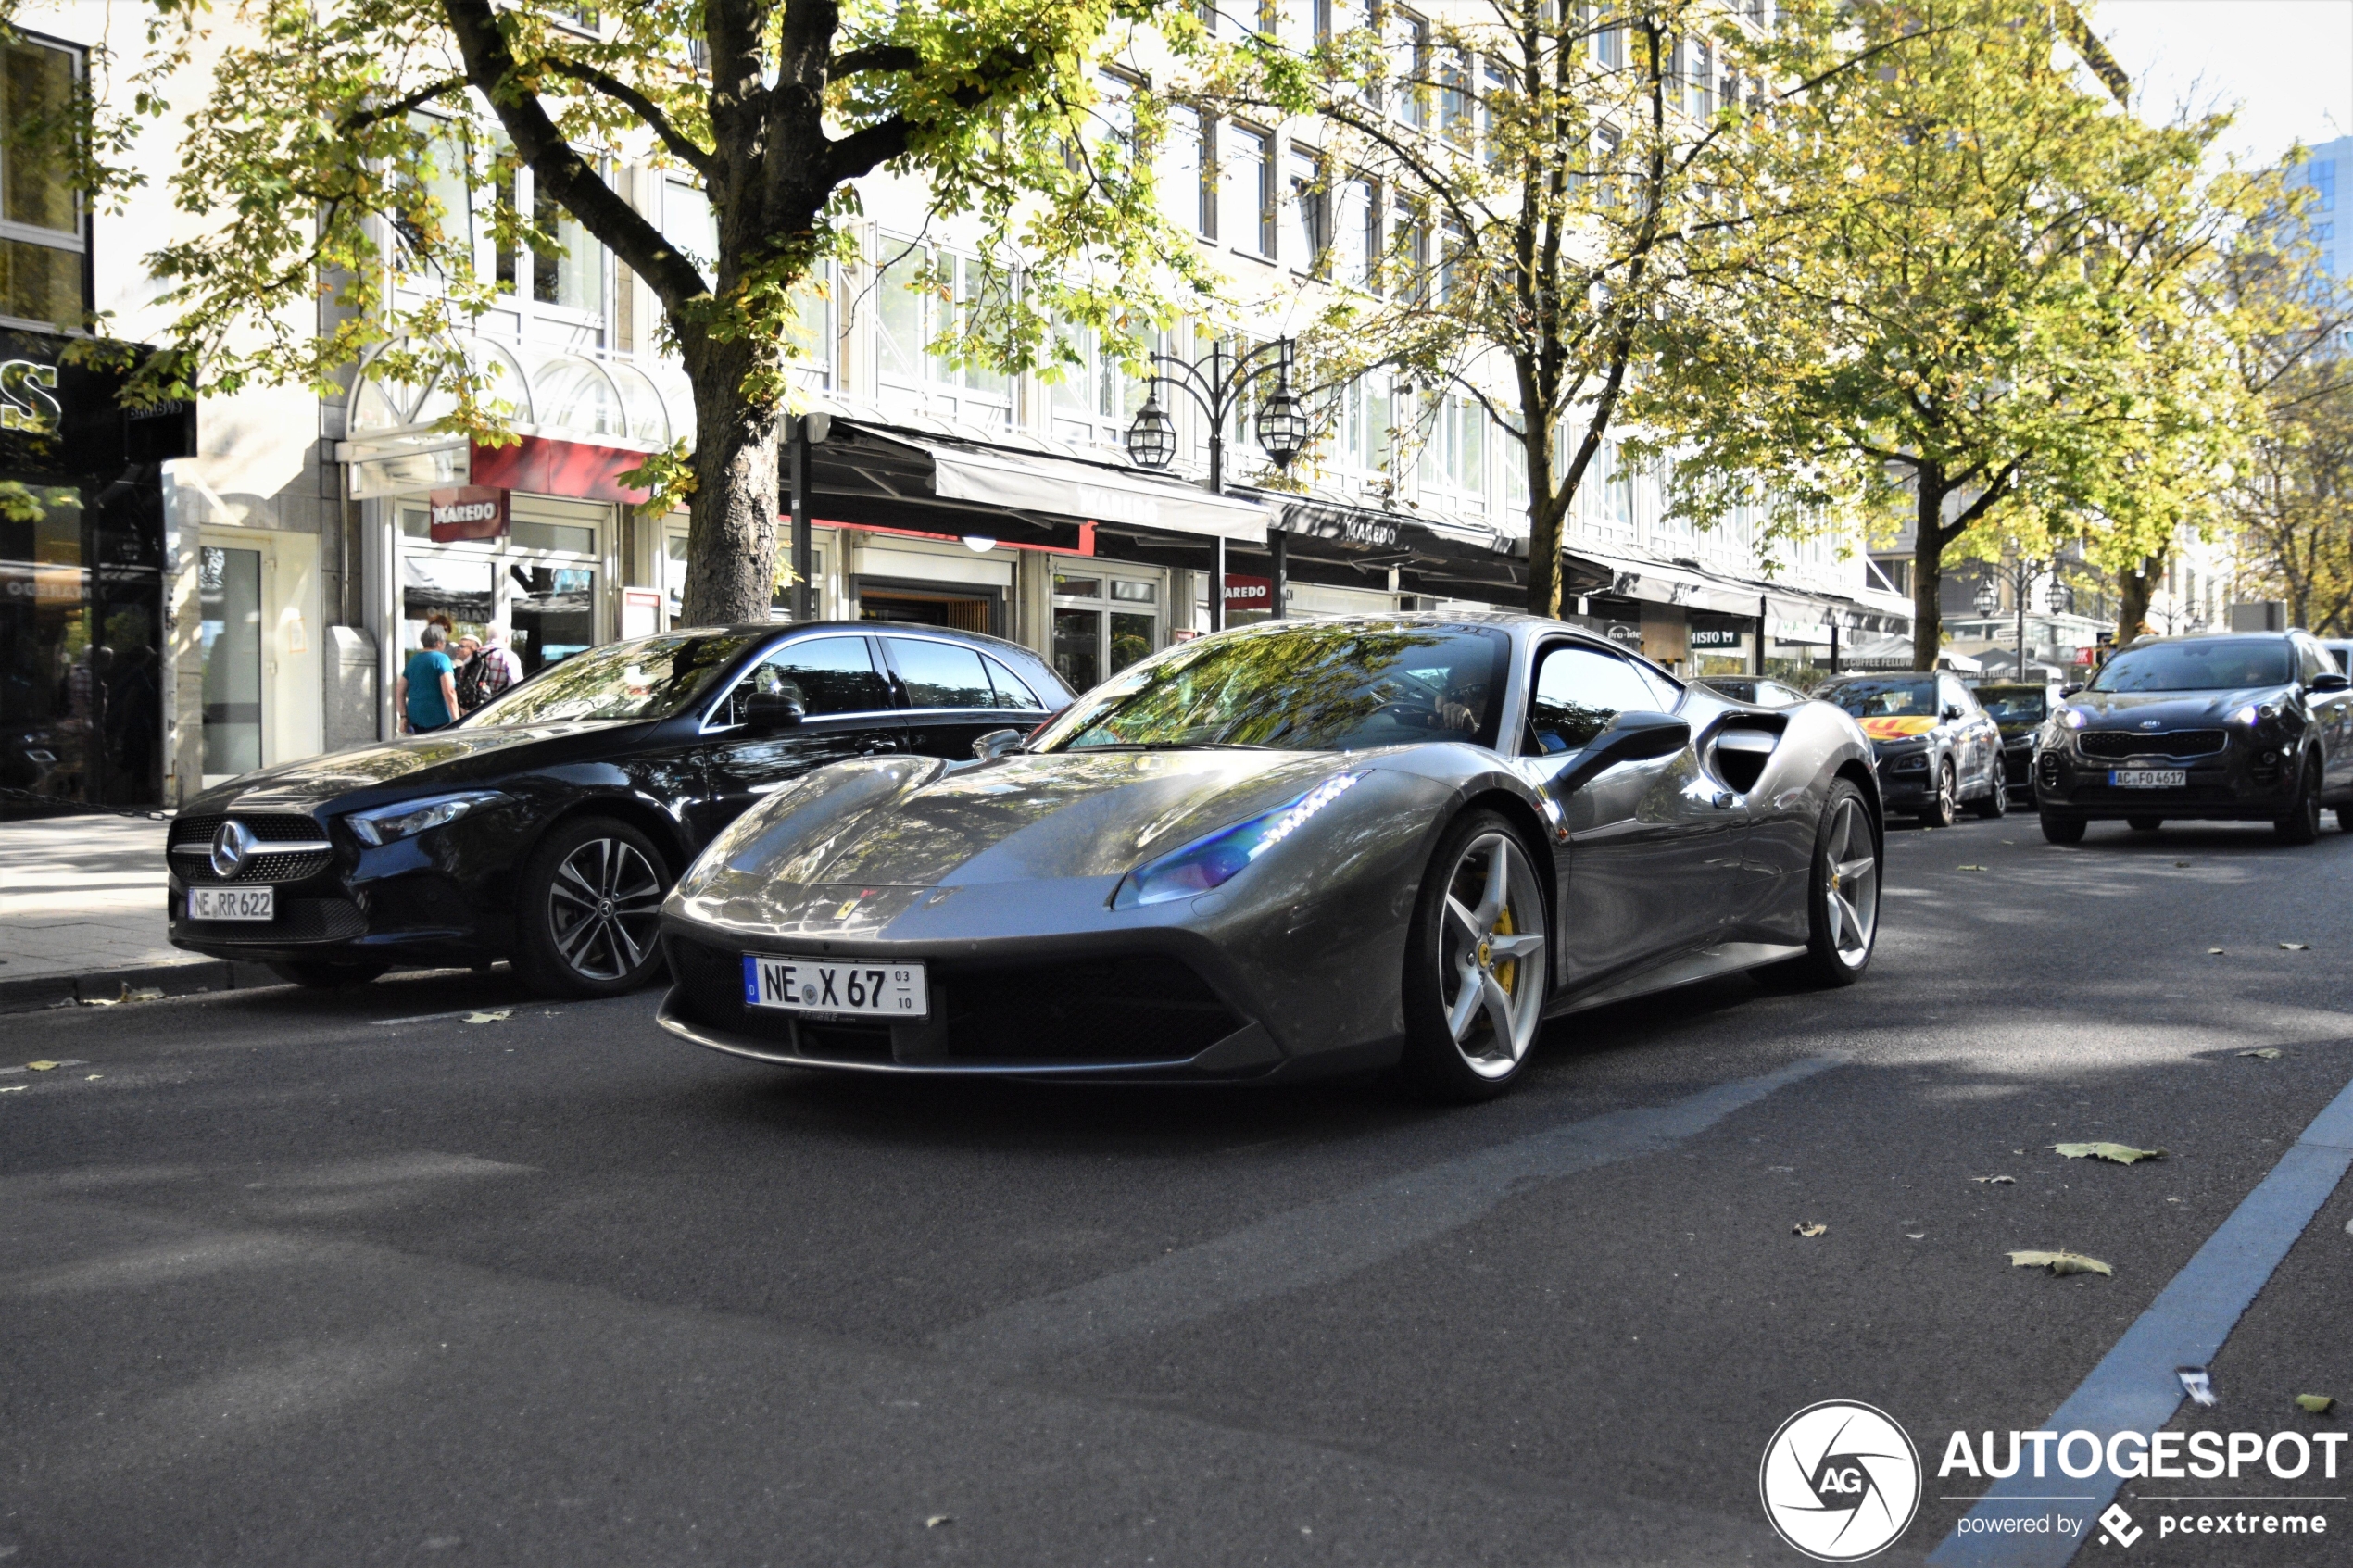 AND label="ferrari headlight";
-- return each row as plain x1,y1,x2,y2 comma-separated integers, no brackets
346,790,503,846
1114,772,1364,909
